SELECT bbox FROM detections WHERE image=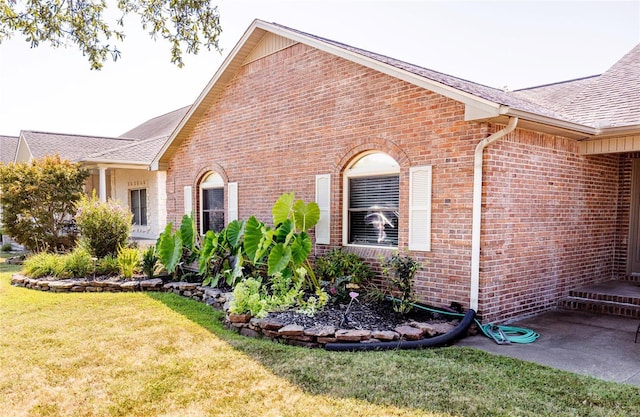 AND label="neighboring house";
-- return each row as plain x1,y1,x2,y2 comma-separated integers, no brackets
152,20,640,322
0,135,19,244
8,107,189,241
